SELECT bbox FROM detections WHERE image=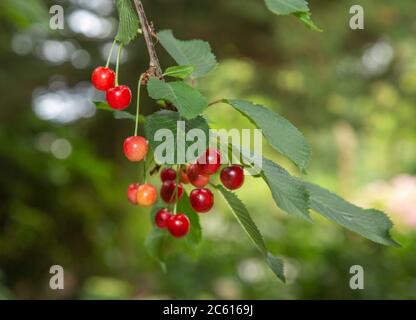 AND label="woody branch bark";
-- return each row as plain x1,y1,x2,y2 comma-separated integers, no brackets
133,0,163,79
